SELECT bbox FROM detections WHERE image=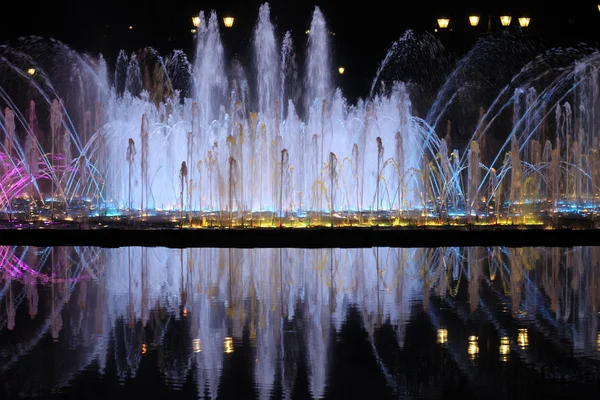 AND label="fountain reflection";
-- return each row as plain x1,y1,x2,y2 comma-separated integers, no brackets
1,246,600,398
